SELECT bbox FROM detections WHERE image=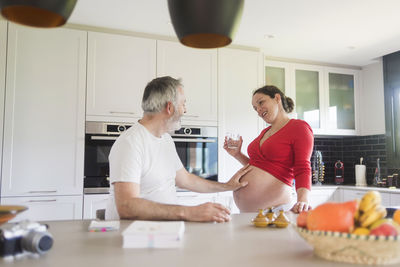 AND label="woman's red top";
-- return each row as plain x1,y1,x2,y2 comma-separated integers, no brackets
247,119,314,190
